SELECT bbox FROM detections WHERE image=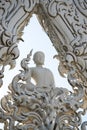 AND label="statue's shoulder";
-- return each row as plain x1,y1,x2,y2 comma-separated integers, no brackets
44,67,53,75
